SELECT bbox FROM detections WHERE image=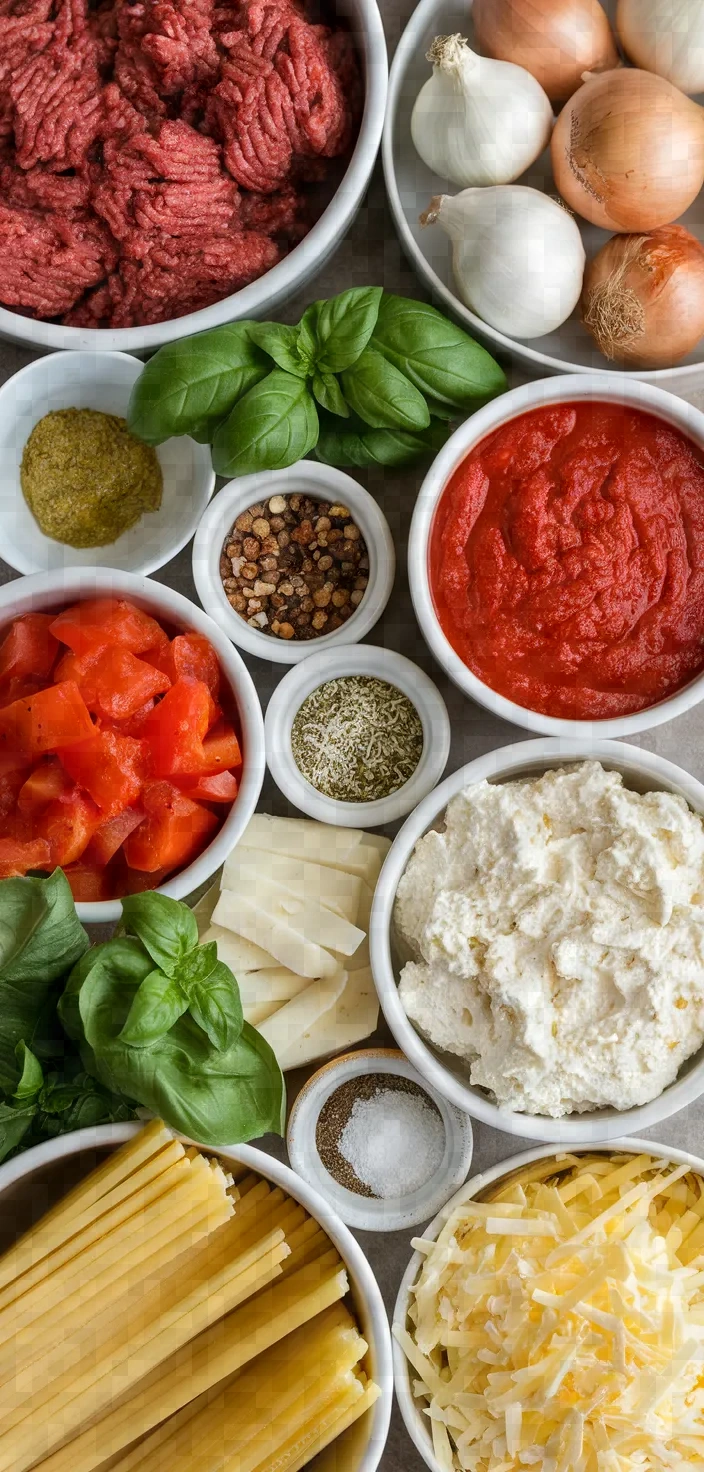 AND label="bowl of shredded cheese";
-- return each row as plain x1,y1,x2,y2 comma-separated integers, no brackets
393,1140,704,1472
